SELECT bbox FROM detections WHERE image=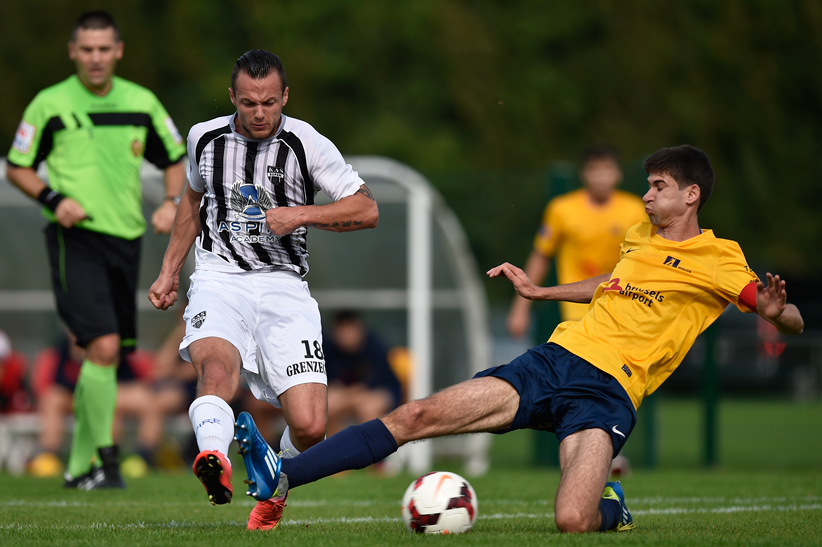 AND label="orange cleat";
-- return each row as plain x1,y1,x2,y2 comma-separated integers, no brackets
192,450,233,505
247,493,288,530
